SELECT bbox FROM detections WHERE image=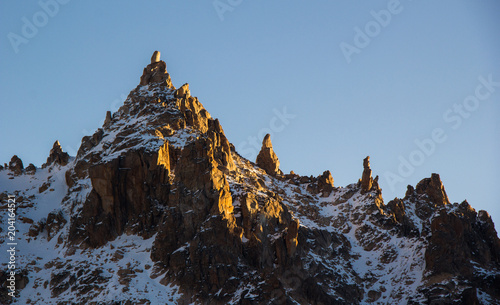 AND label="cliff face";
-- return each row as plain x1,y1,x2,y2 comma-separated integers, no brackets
1,51,499,305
